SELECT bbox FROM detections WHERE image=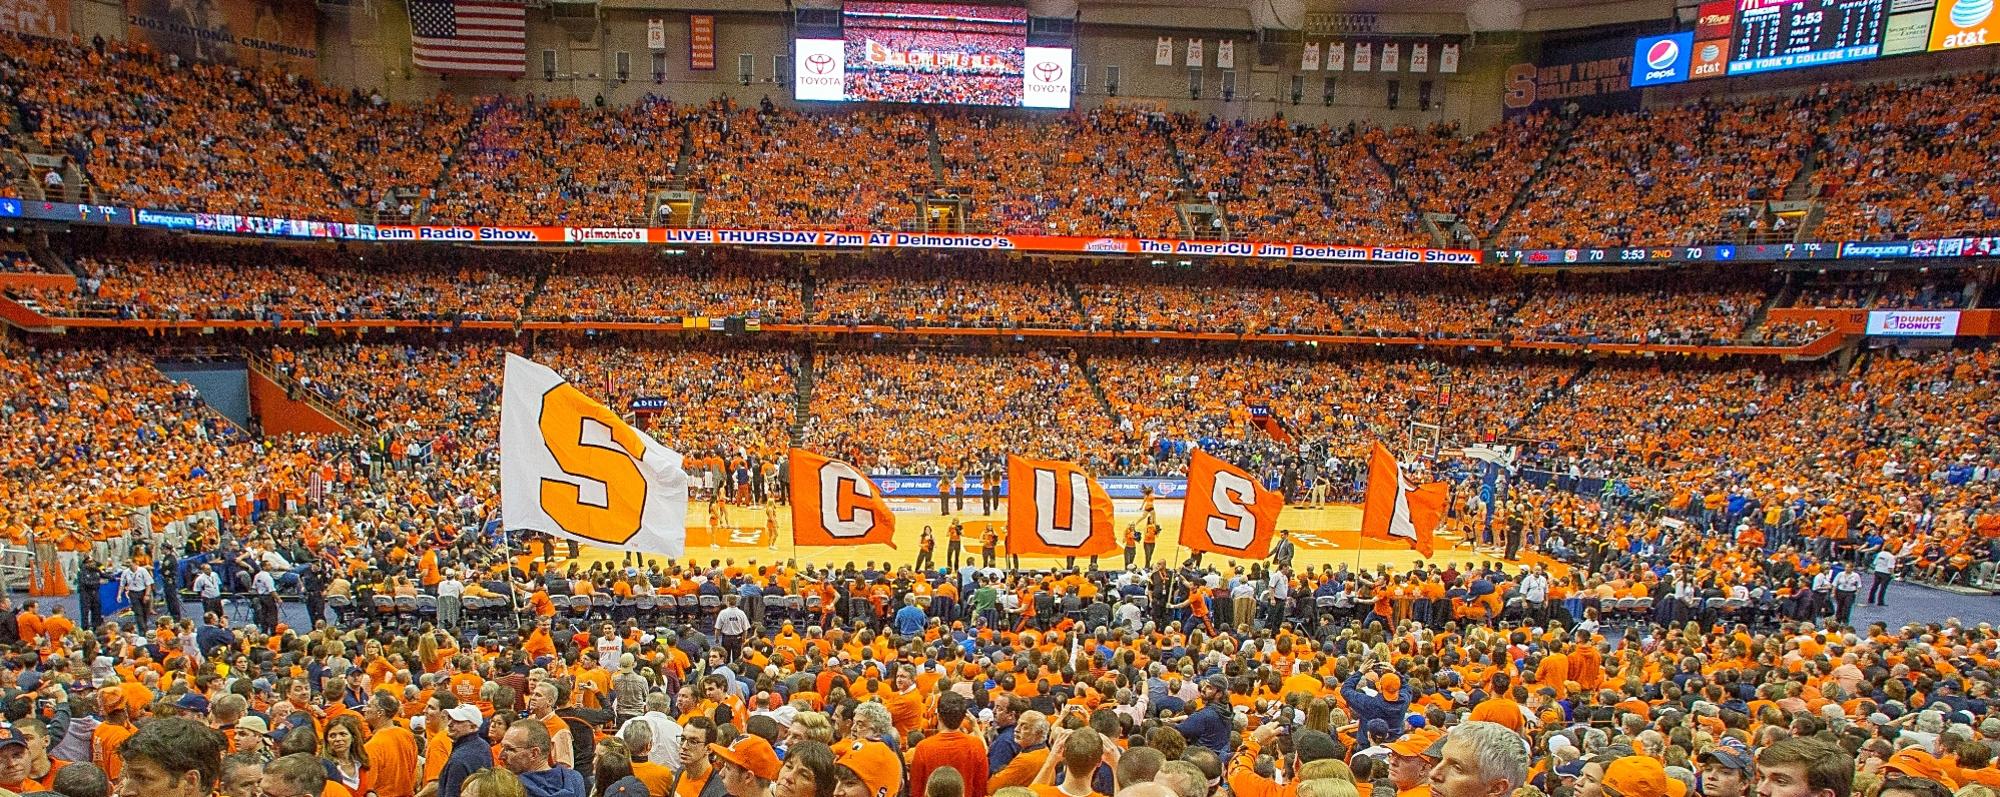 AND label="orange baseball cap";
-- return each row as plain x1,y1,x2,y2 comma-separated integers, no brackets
1379,673,1402,694
97,688,127,714
836,740,903,797
1882,749,1957,790
711,735,781,781
1602,756,1686,797
1385,728,1441,759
